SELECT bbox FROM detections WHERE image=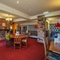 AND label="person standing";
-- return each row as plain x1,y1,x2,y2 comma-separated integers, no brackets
37,27,45,43
5,30,10,47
